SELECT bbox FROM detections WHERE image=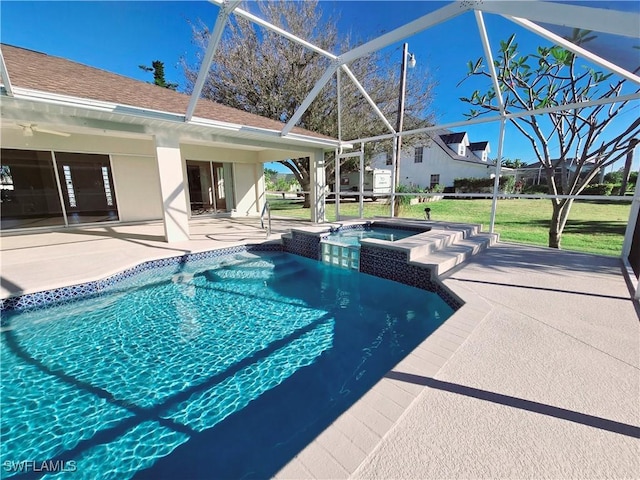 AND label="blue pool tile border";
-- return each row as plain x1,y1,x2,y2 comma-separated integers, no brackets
0,243,283,313
2,227,462,314
283,224,462,311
